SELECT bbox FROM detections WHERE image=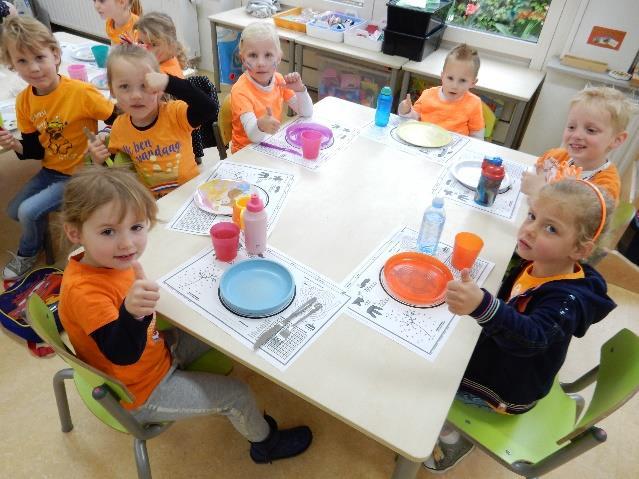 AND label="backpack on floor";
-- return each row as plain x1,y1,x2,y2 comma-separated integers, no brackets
0,266,63,356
